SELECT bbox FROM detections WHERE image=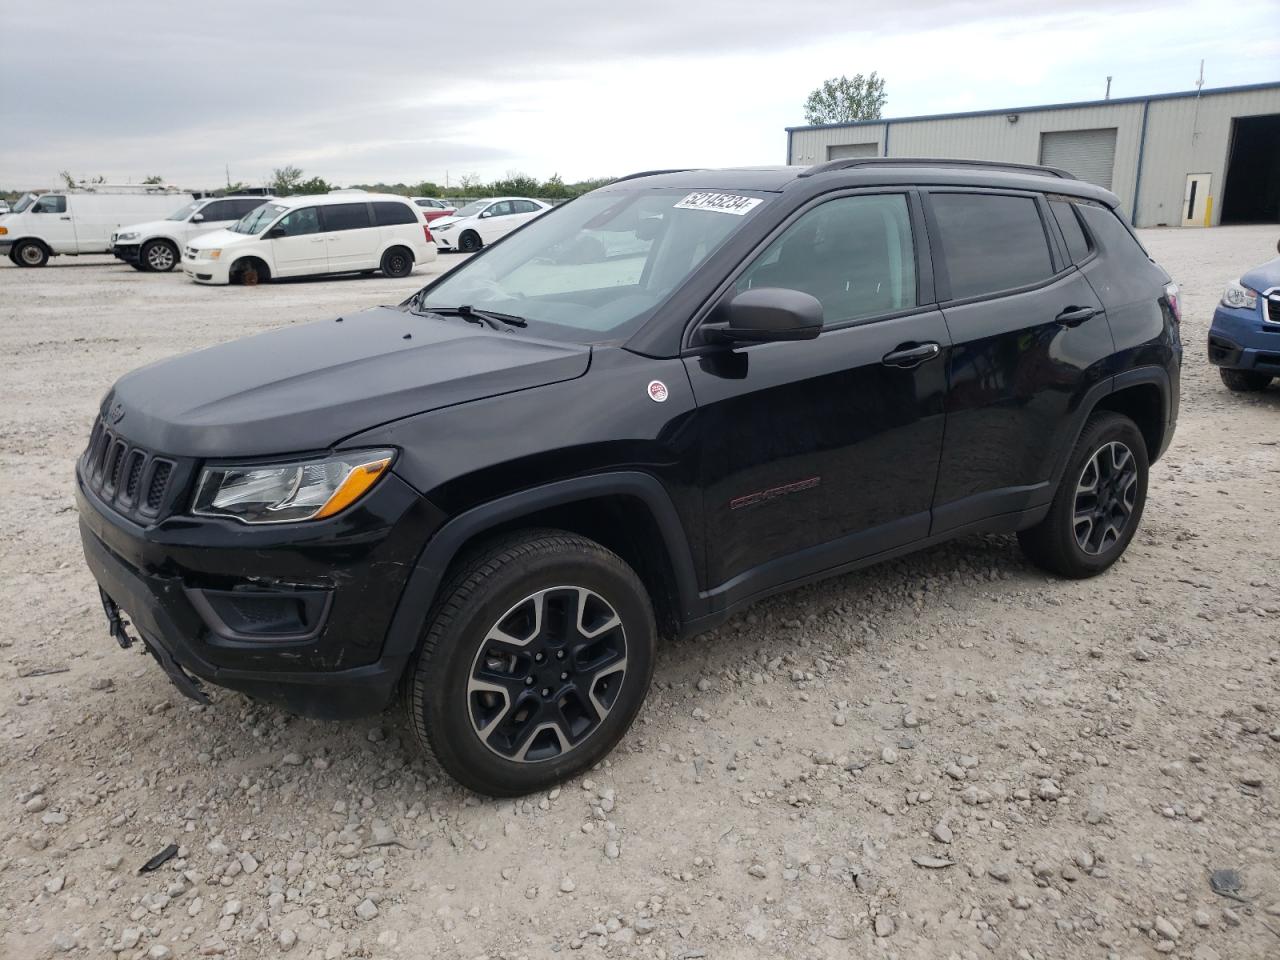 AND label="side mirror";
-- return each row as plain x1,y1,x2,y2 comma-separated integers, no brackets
191,213,204,222
703,287,823,344
264,226,286,239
